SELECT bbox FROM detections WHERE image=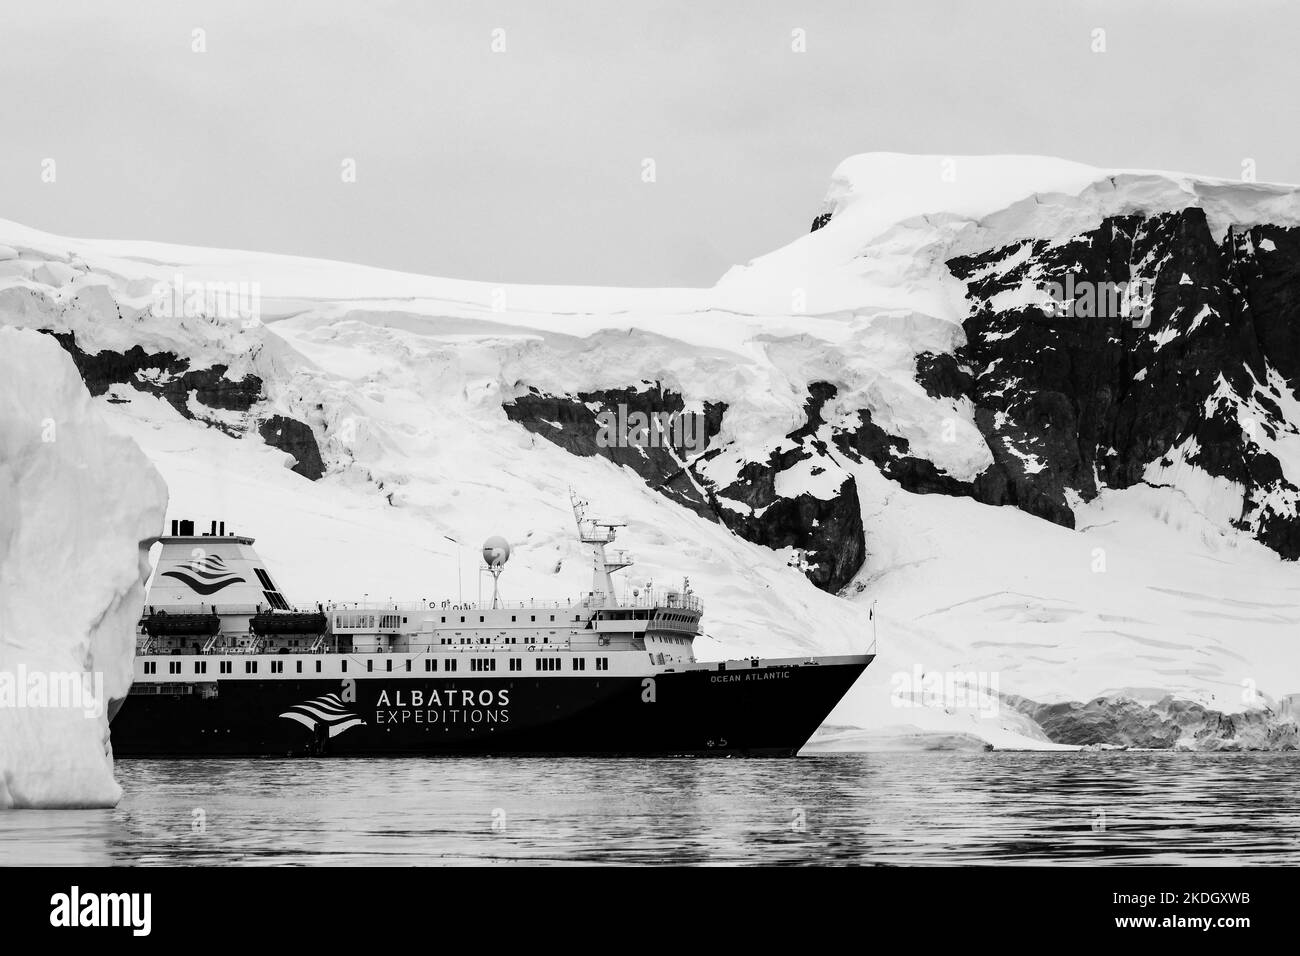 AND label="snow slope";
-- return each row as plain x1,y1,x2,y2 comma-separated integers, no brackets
0,328,166,807
2,152,1299,750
